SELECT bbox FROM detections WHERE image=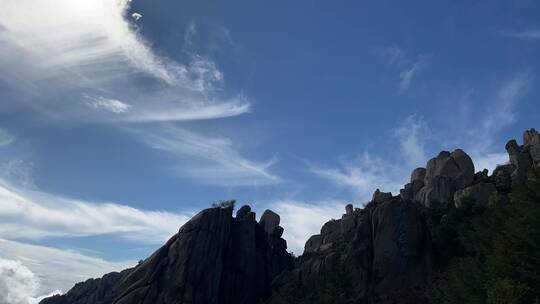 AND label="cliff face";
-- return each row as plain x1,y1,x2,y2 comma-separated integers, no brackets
41,128,540,304
41,206,293,304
